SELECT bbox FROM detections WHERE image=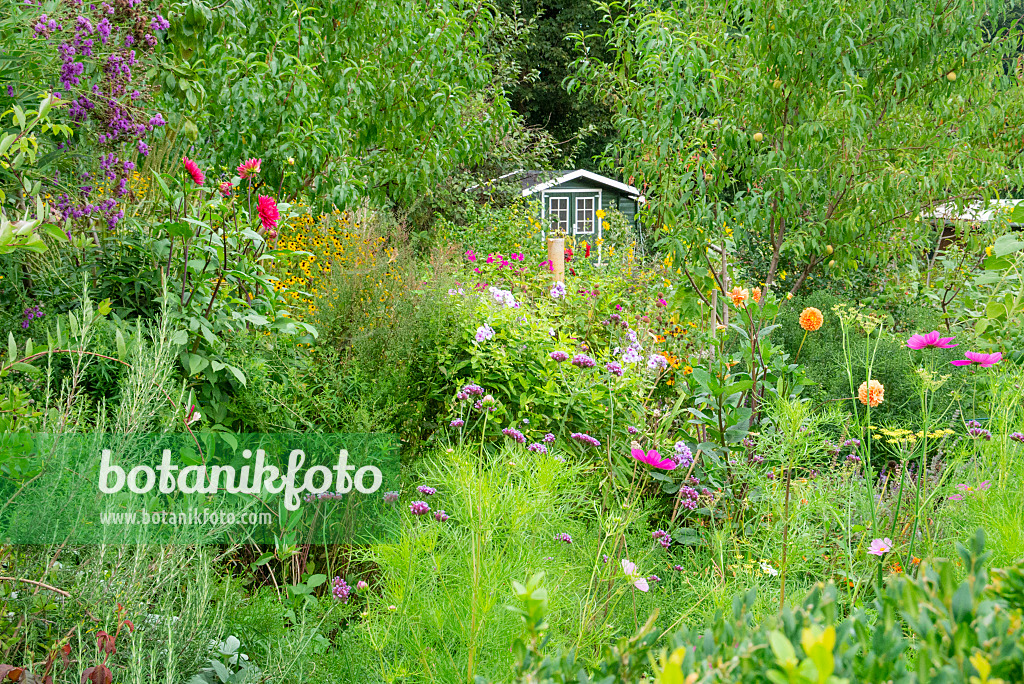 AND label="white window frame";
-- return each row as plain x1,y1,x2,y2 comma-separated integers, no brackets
575,196,596,234
548,196,569,232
